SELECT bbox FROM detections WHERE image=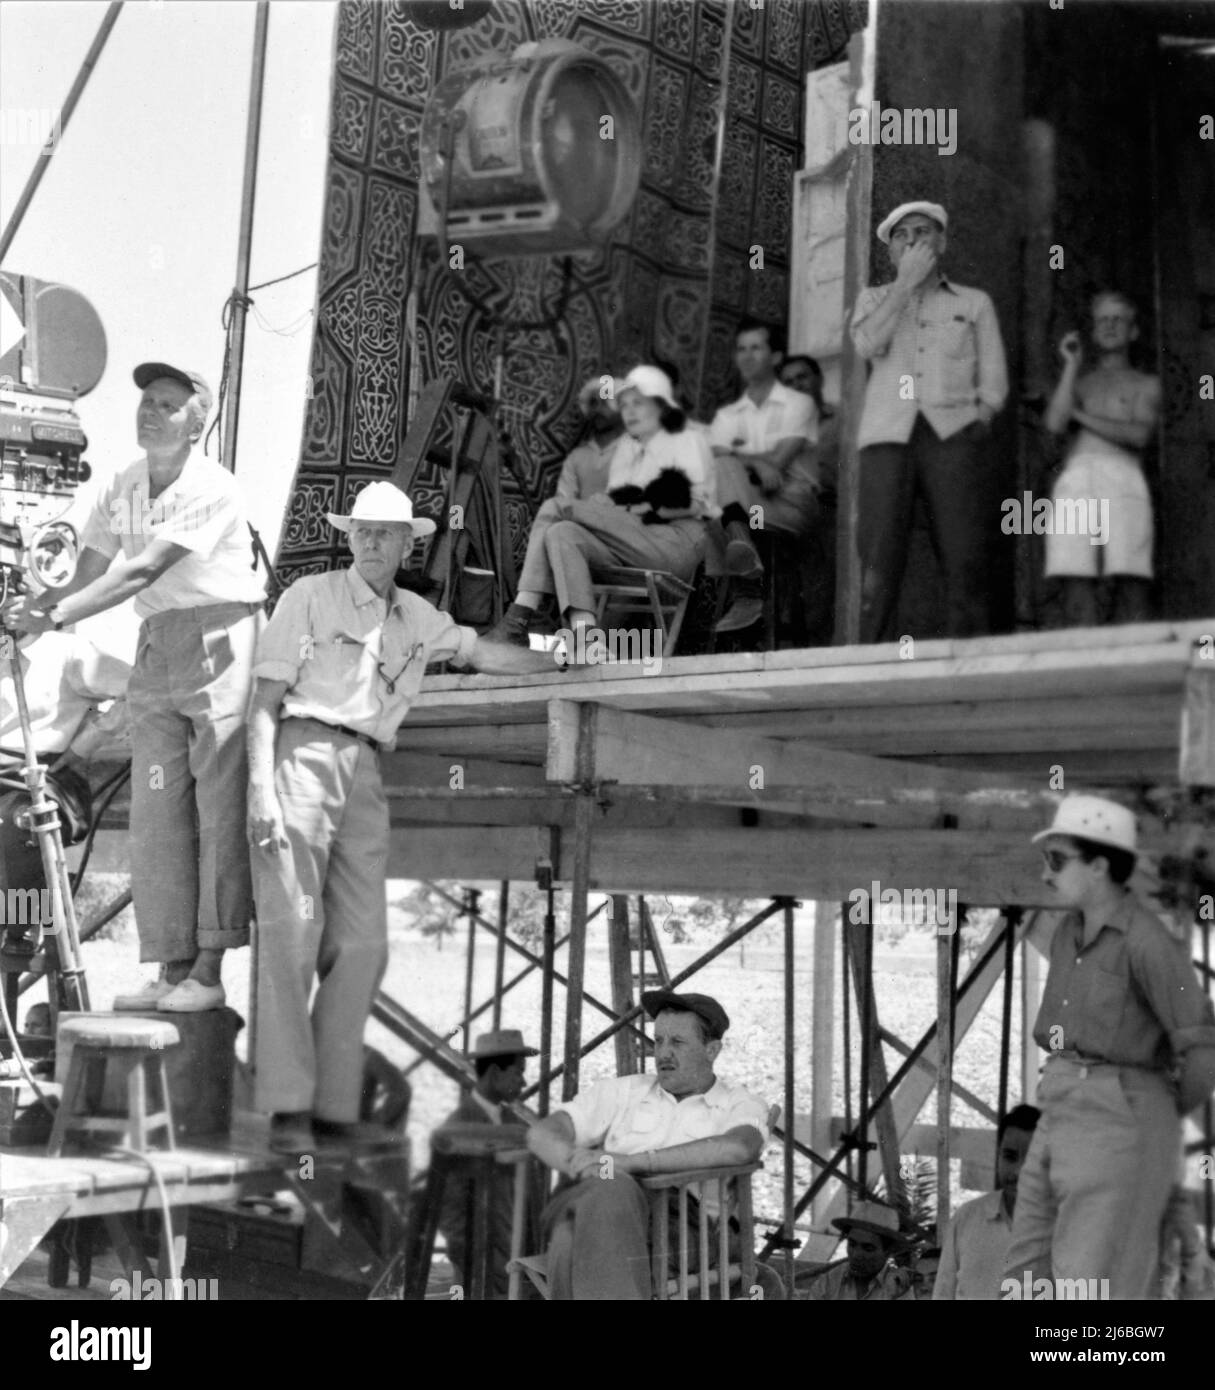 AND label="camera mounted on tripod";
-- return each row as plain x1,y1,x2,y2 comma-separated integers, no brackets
0,270,106,603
